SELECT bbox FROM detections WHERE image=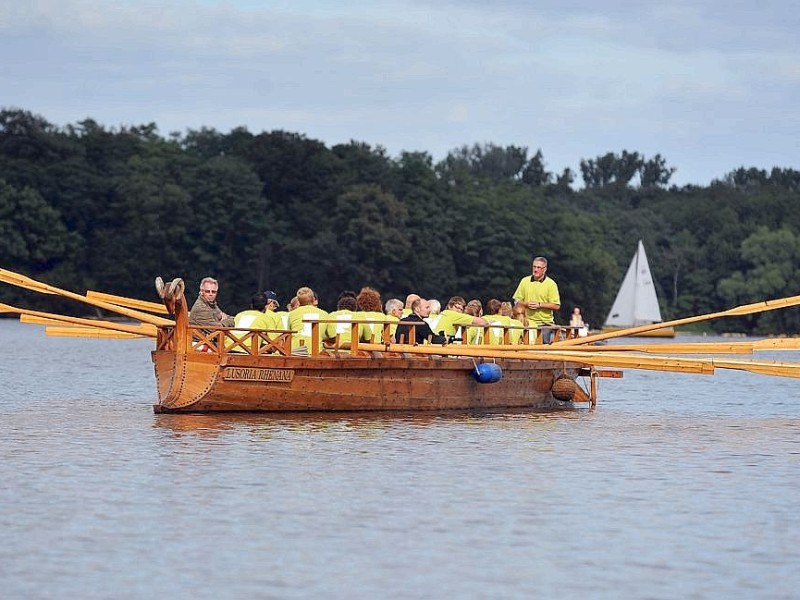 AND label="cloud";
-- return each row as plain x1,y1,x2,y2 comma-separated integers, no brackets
1,0,798,185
